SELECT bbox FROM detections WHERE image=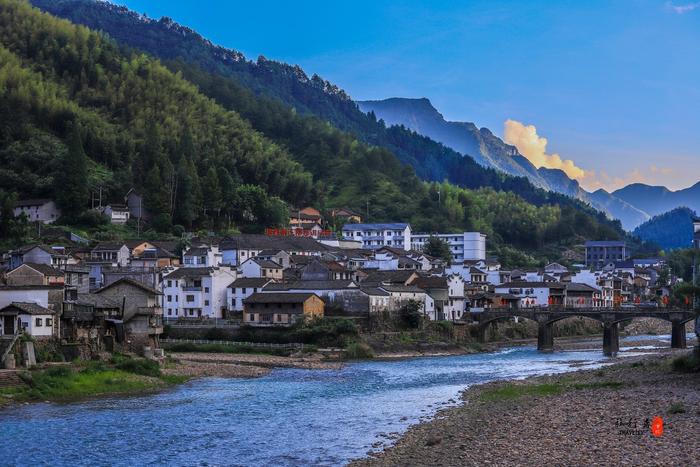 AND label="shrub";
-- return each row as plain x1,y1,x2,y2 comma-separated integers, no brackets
668,402,686,414
672,353,700,373
43,366,73,378
111,355,161,377
399,300,422,329
344,342,374,360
